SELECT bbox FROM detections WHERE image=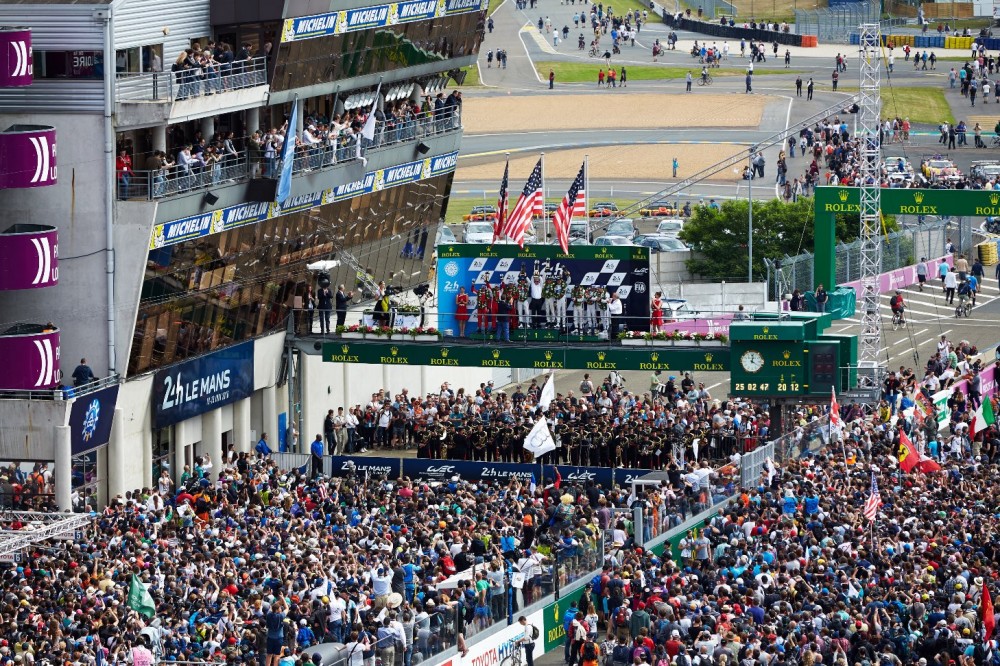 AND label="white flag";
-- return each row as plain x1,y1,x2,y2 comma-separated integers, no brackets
524,417,556,457
361,82,382,142
538,371,556,411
